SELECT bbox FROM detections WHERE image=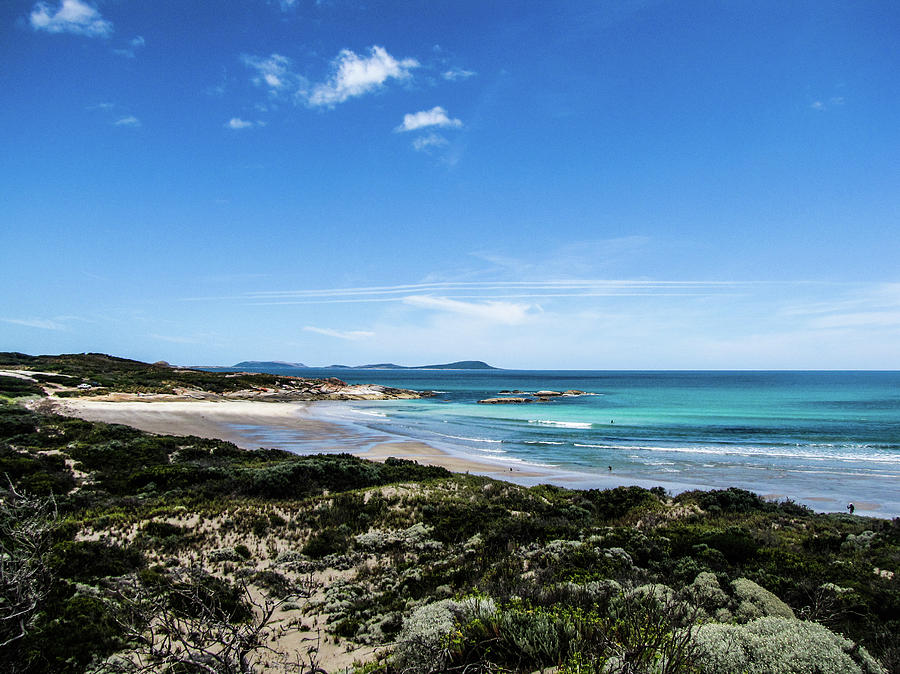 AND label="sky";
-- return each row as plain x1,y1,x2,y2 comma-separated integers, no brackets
1,0,899,369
